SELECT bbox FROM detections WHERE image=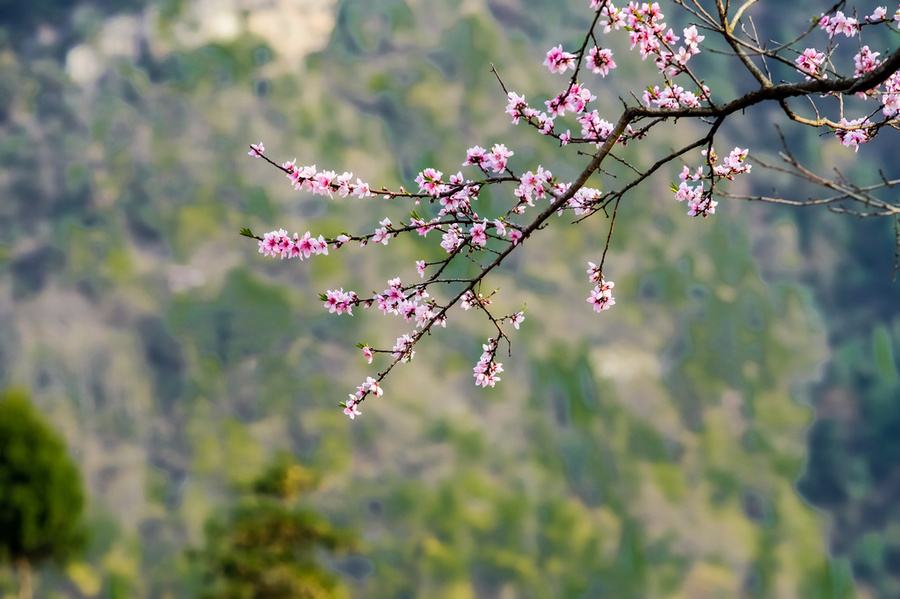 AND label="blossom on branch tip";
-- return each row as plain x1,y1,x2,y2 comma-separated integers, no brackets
586,266,615,313
248,141,265,157
819,11,859,38
867,6,887,20
473,338,503,387
323,289,357,315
